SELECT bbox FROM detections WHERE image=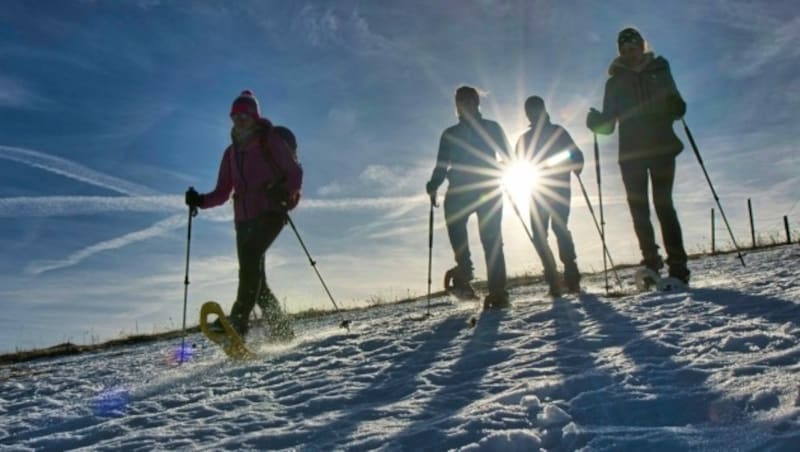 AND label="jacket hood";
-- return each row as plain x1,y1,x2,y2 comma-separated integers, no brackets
608,52,668,76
